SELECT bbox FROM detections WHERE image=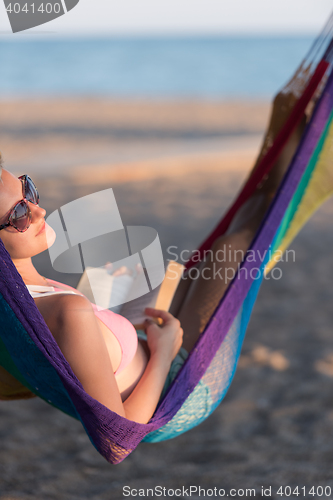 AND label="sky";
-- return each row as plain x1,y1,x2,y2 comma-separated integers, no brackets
0,0,333,36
